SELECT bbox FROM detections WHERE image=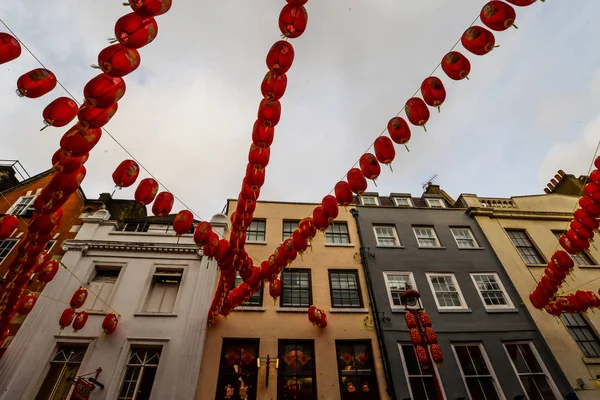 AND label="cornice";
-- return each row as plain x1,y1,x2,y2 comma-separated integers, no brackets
63,239,203,256
466,207,572,221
